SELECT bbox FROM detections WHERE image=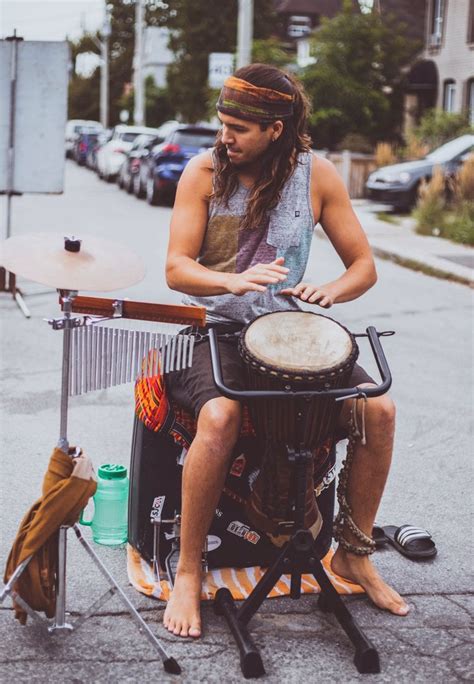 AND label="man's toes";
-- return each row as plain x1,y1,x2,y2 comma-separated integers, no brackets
189,624,201,638
393,600,410,616
179,621,190,637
